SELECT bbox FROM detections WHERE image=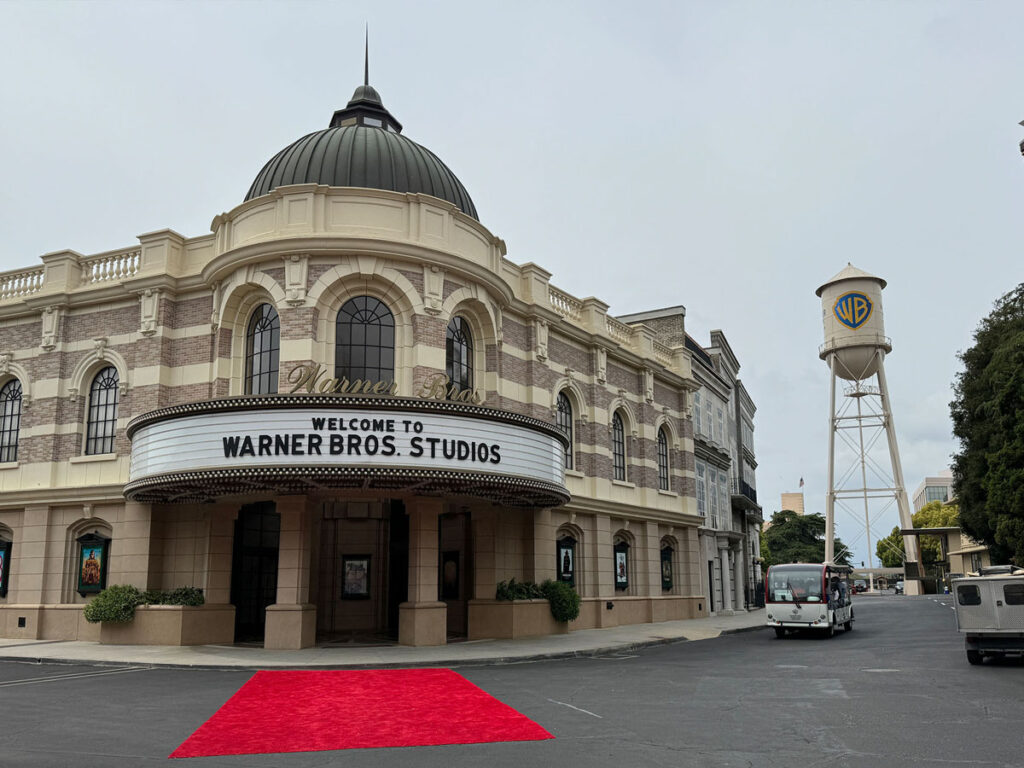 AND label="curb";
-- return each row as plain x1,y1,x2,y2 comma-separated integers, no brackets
0,622,767,672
